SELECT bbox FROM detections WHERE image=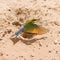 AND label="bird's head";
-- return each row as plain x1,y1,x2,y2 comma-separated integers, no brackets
23,19,38,31
24,18,36,26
